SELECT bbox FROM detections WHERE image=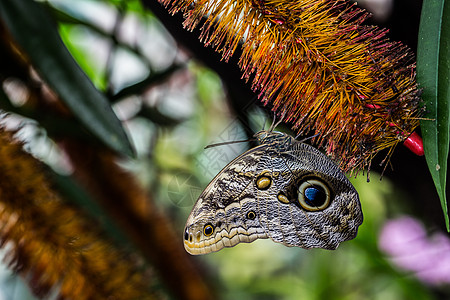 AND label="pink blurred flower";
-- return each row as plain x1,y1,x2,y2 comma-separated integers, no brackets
379,216,450,285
